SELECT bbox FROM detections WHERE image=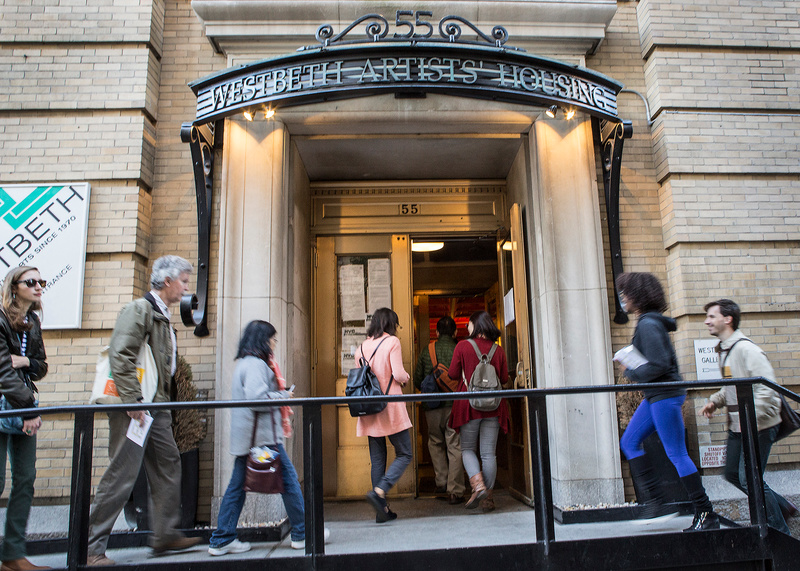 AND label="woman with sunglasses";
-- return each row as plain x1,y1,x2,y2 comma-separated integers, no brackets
0,266,50,571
